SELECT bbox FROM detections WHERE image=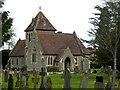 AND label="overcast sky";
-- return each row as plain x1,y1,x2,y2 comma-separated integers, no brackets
2,0,103,48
